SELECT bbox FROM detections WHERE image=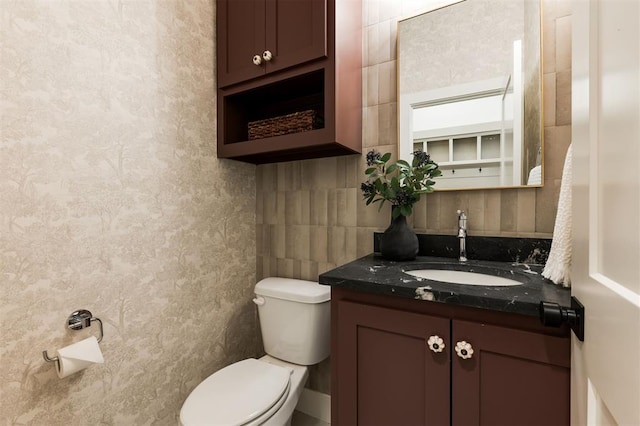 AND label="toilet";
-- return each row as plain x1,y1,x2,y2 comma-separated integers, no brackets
180,277,331,426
